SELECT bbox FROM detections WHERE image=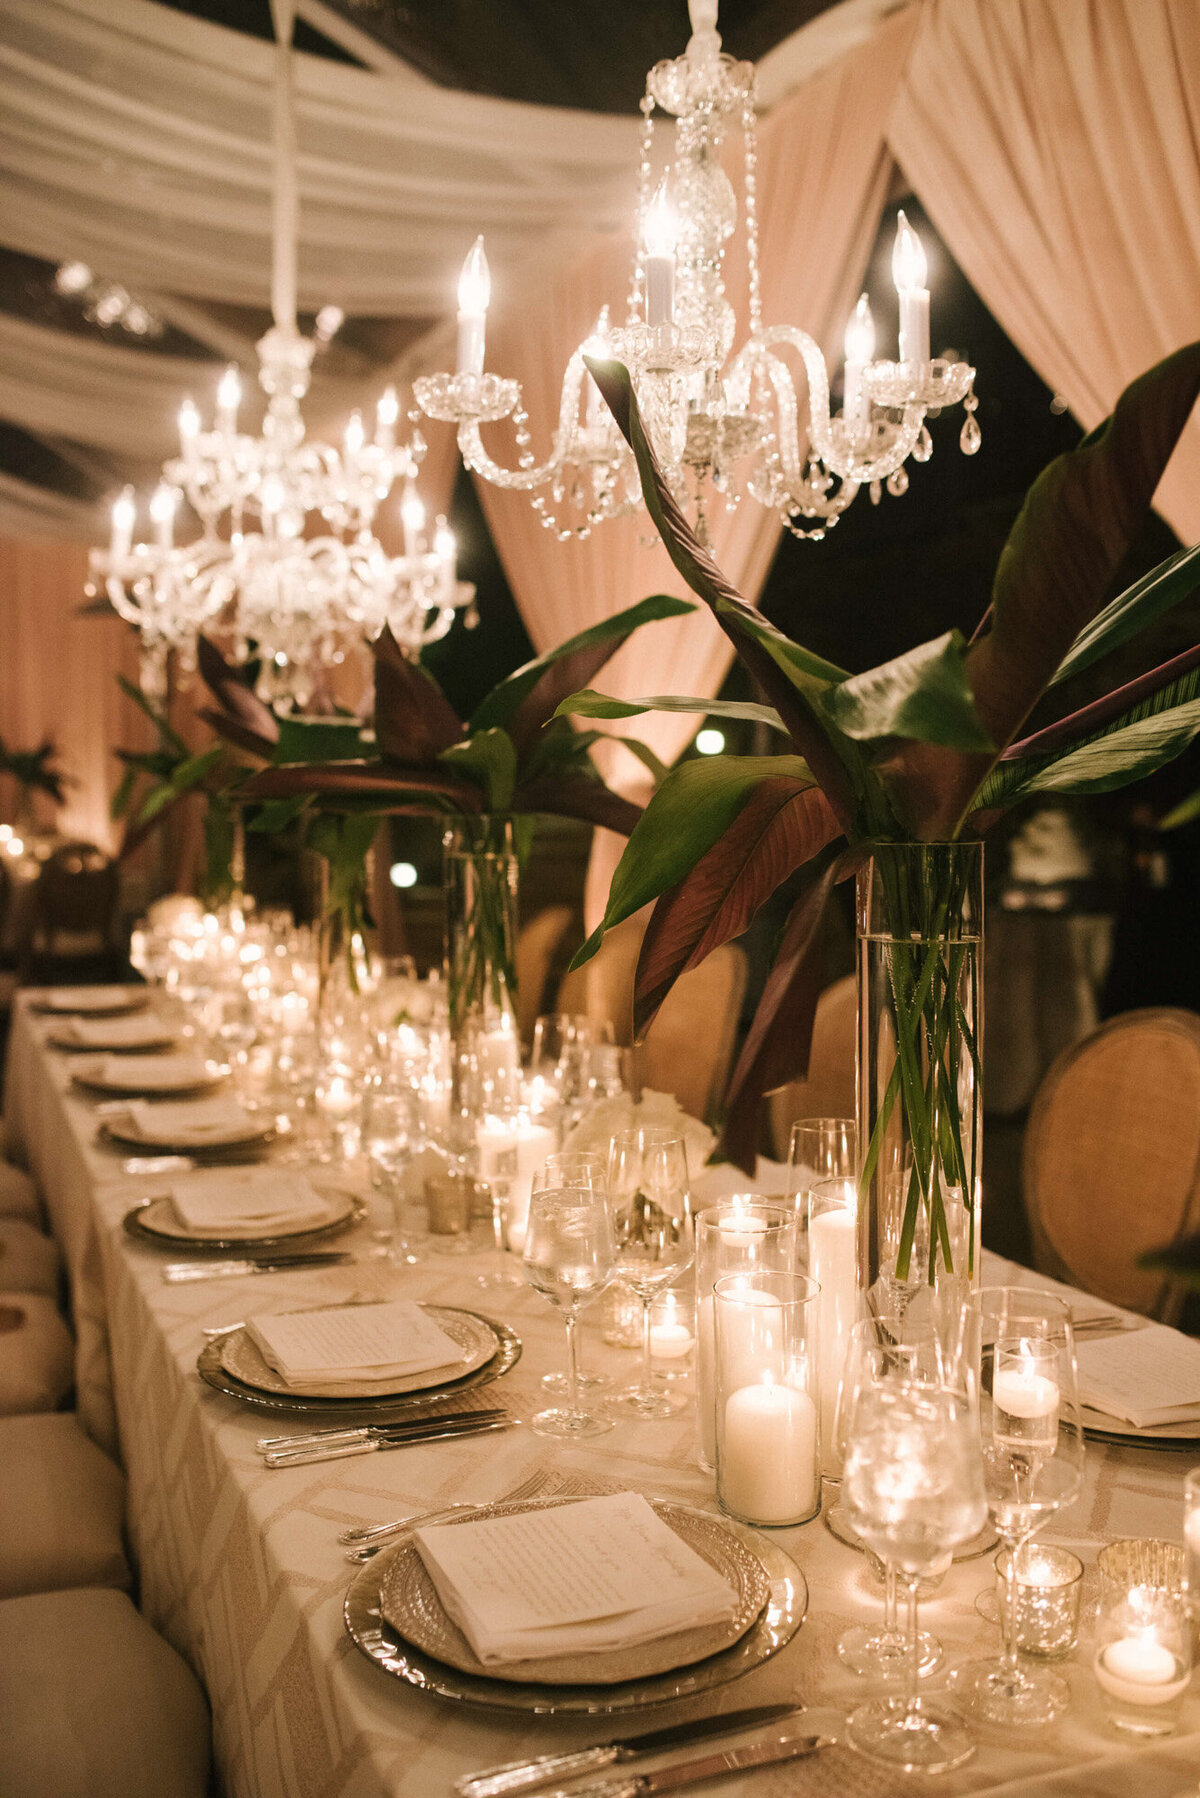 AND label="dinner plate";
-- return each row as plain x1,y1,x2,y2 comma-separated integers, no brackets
73,1059,227,1098
379,1498,770,1686
31,988,149,1017
197,1309,521,1420
100,1116,275,1156
345,1501,807,1715
47,1028,177,1054
1081,1406,1200,1451
220,1305,499,1399
122,1190,363,1255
